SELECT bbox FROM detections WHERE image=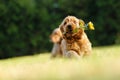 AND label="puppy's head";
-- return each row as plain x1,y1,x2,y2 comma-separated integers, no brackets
50,28,62,43
59,16,85,39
